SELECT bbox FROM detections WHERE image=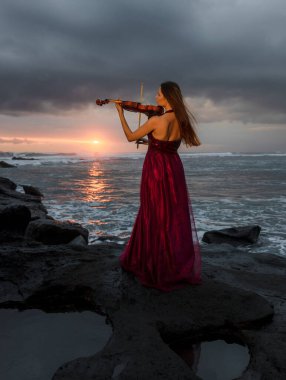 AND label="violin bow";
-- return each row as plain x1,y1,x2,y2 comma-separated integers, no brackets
136,82,144,149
